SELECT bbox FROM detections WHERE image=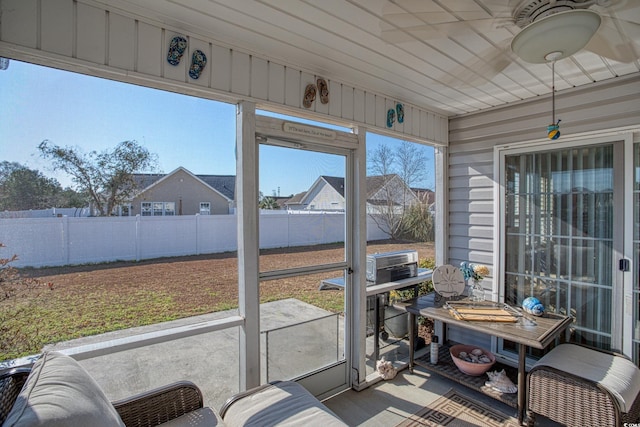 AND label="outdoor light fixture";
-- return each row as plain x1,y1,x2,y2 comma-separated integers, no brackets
511,9,601,64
